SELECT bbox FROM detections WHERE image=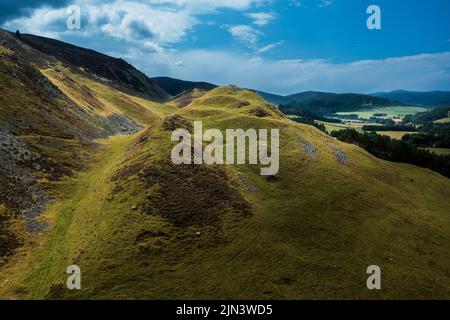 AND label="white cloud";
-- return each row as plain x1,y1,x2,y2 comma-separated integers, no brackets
4,1,198,45
288,0,333,8
227,25,263,47
150,0,267,12
257,41,284,53
318,0,332,7
246,12,276,26
3,6,69,38
97,2,196,44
